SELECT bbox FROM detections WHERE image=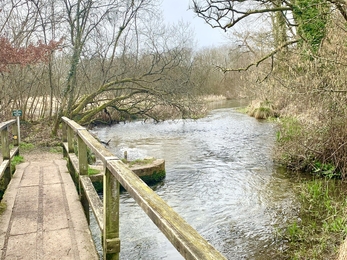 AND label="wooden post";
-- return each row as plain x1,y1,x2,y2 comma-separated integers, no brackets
62,122,67,158
66,125,77,184
1,127,11,188
12,123,19,148
67,126,74,153
77,134,88,176
103,165,120,260
78,134,90,223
